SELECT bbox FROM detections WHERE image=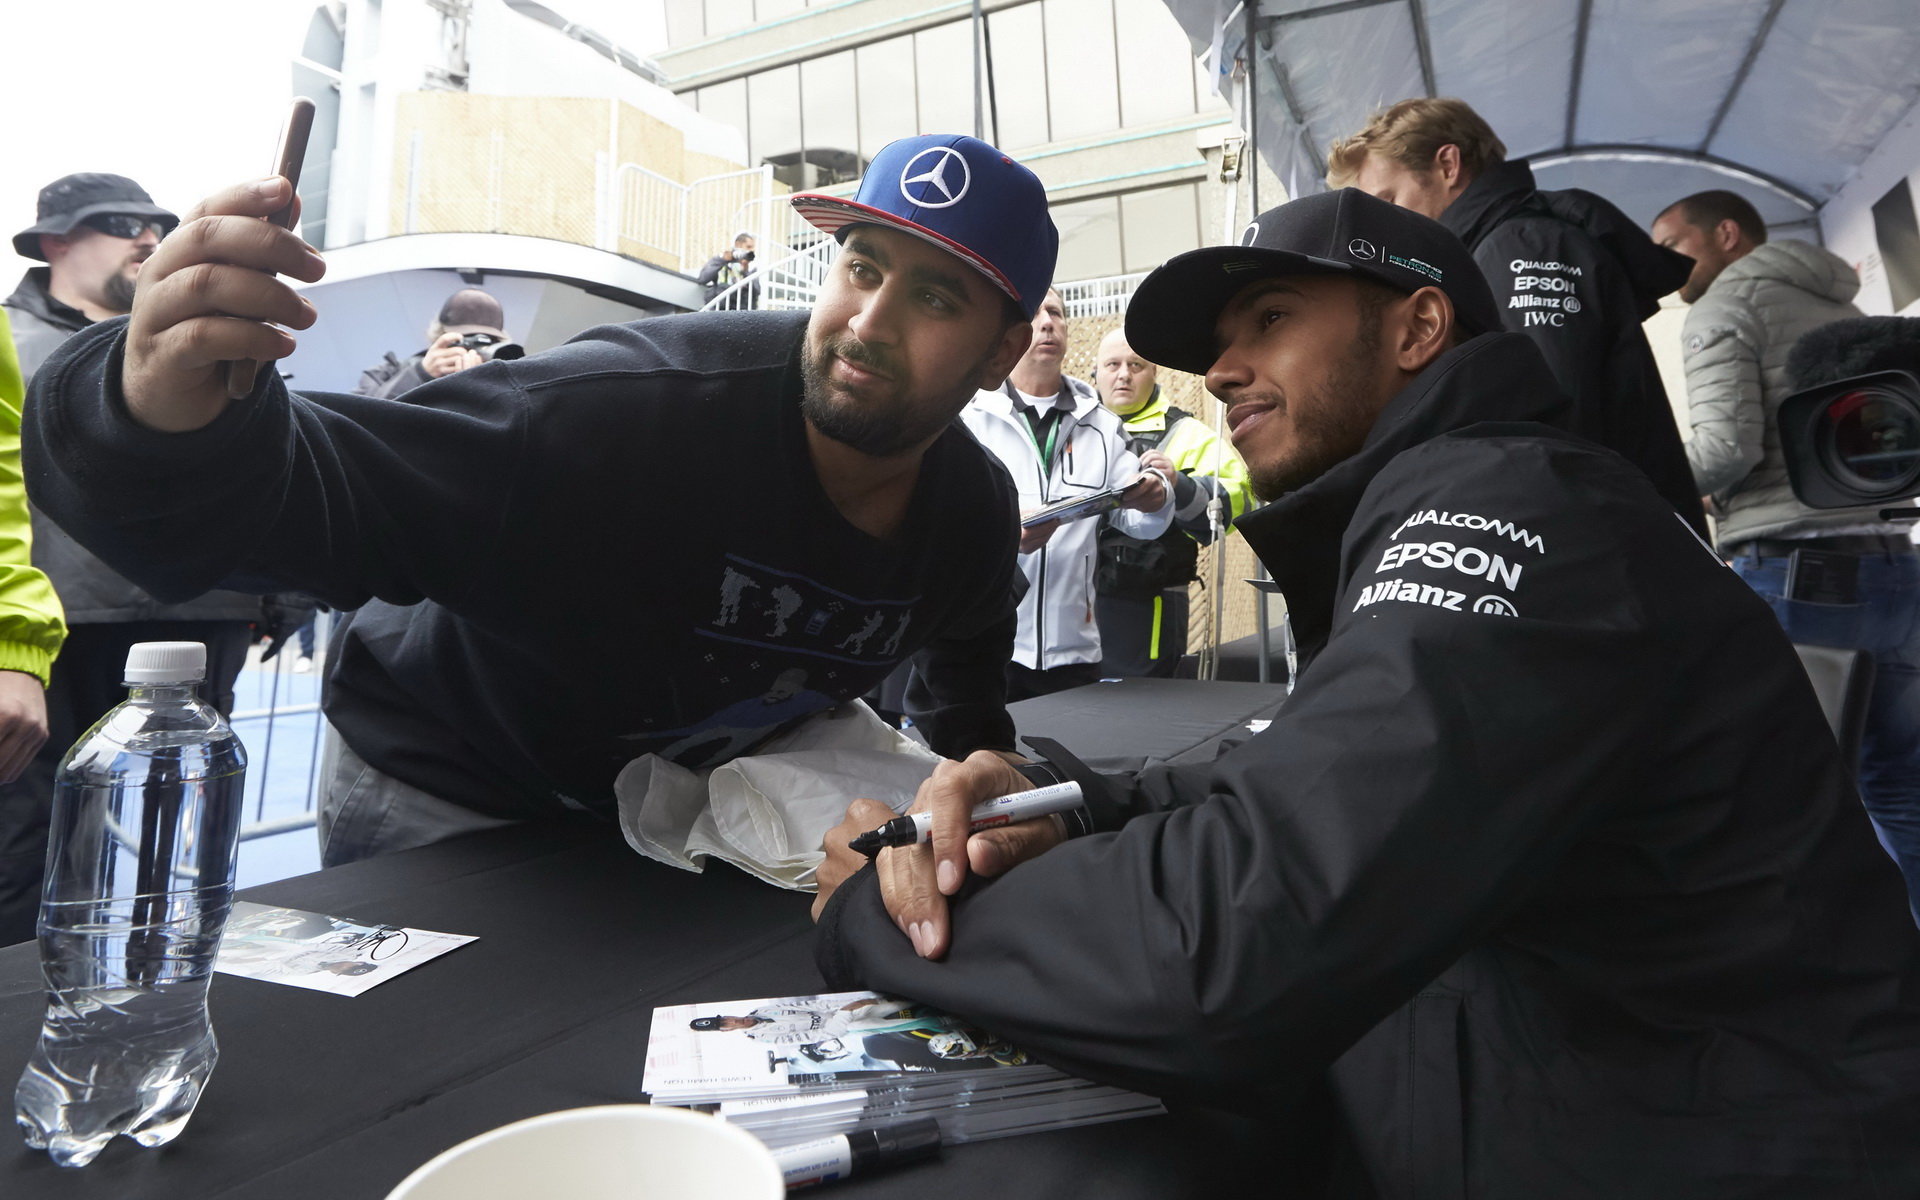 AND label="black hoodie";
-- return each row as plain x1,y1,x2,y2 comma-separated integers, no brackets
820,332,1920,1197
1439,160,1708,539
